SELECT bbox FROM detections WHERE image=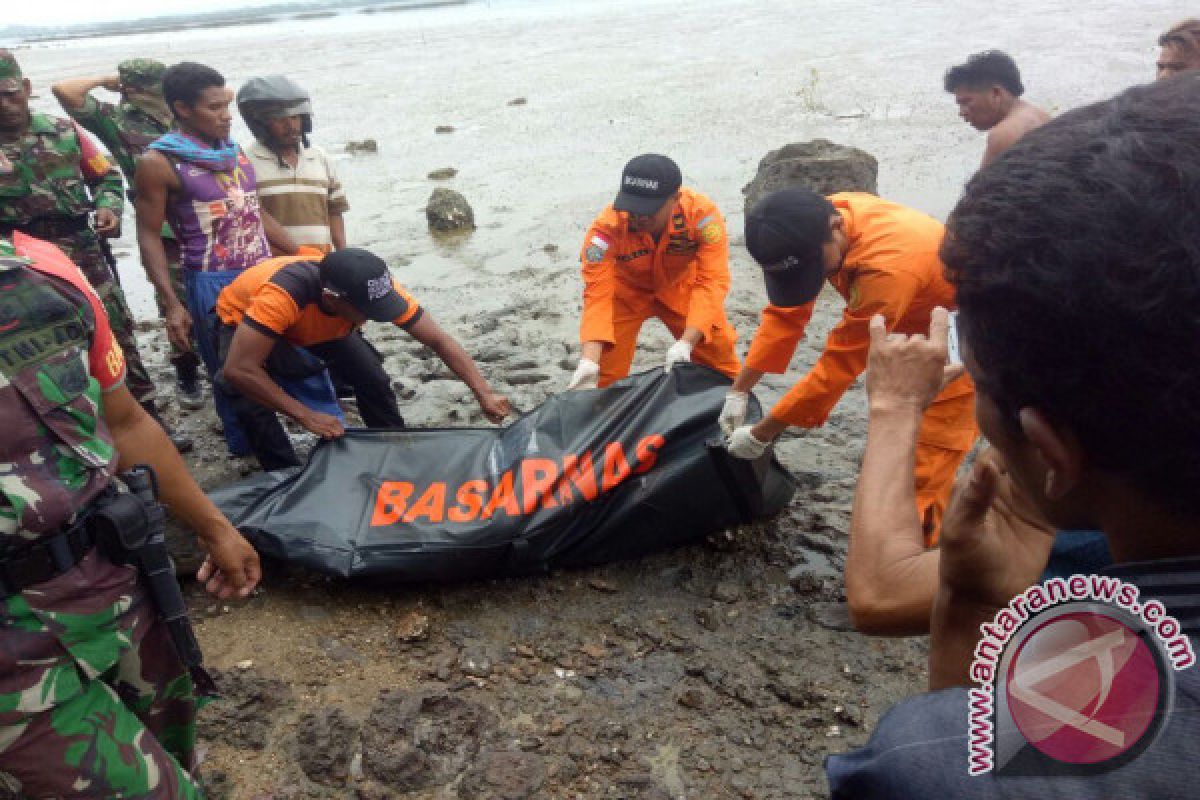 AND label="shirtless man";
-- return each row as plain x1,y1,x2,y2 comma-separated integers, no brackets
1157,18,1200,79
943,50,1050,168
